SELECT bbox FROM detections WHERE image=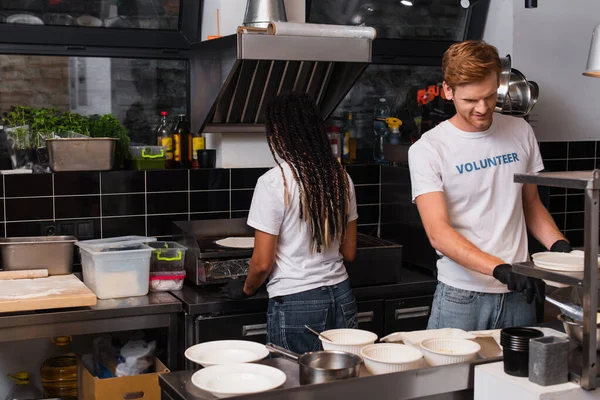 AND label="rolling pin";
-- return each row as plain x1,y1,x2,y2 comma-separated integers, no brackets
0,269,49,280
